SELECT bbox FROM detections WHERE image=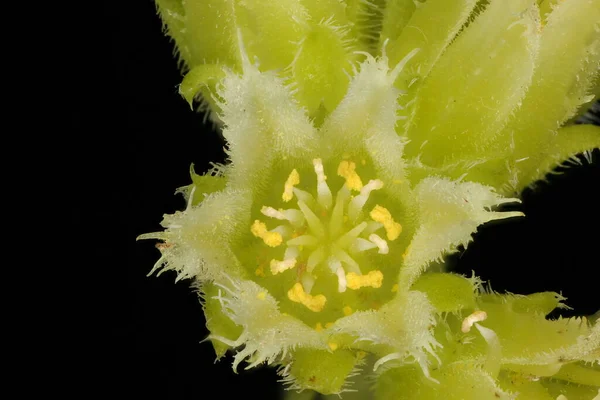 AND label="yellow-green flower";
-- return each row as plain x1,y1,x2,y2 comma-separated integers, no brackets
142,0,600,398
